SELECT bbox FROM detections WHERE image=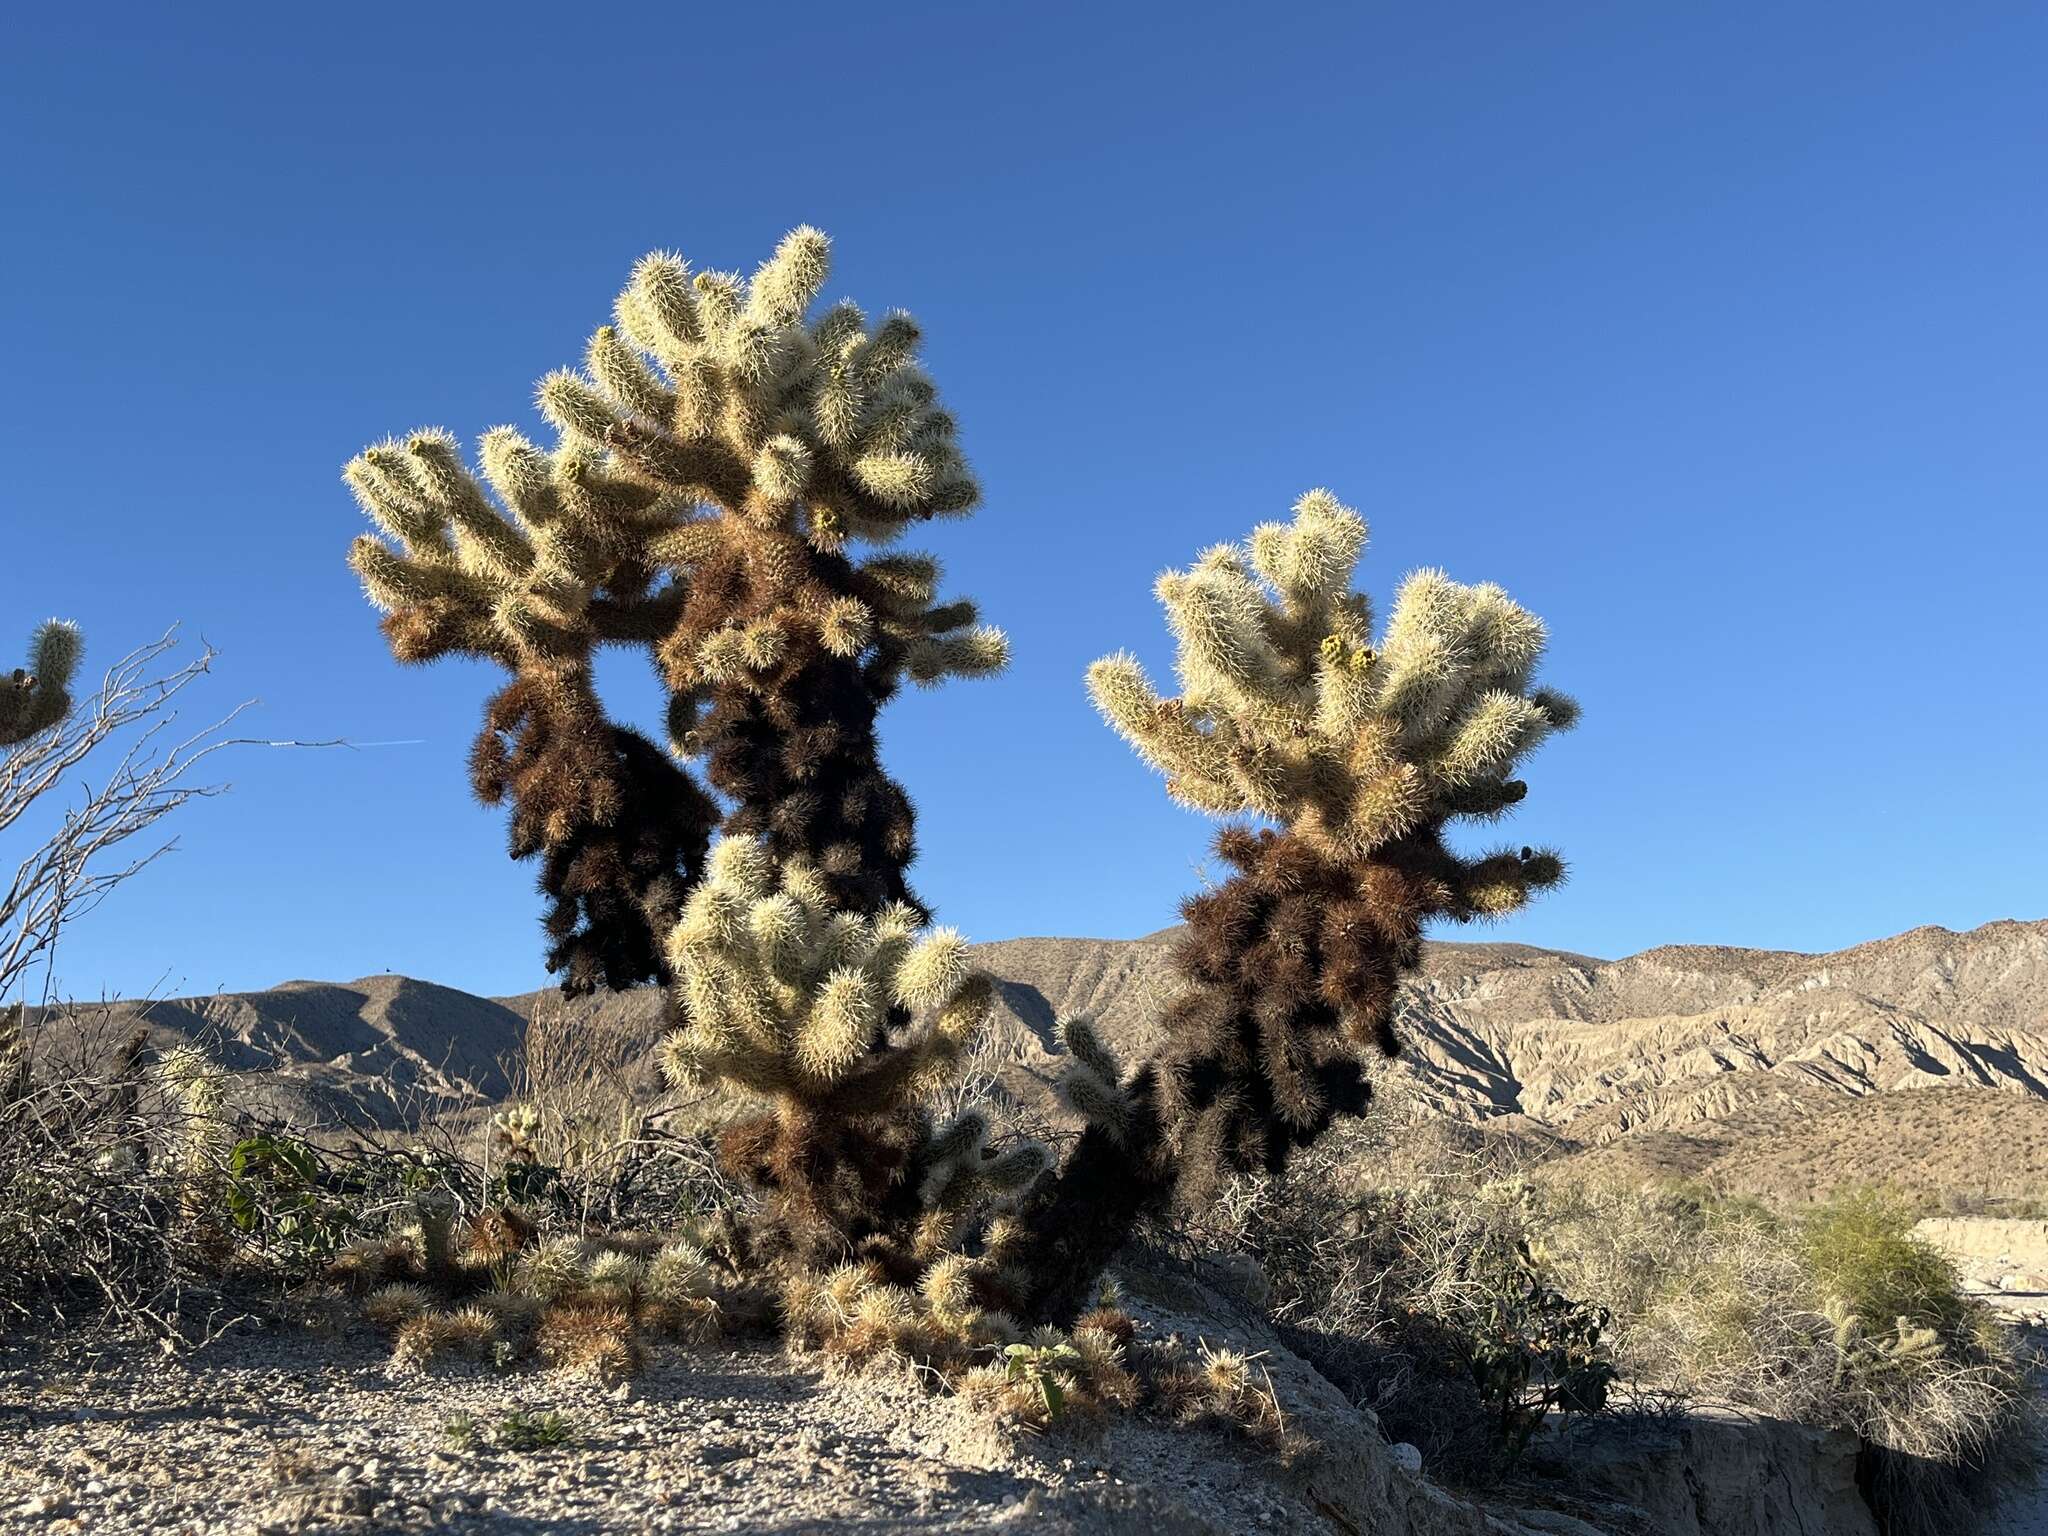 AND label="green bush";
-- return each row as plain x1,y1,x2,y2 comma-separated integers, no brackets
1799,1187,1970,1341
225,1134,358,1272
